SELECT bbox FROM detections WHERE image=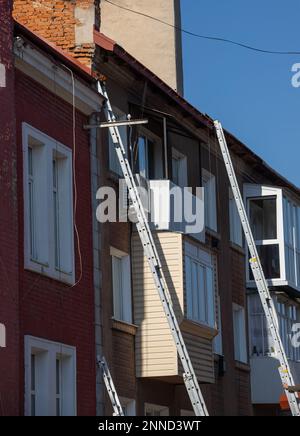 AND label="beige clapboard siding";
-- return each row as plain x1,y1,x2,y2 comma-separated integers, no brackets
133,231,183,377
179,331,215,383
132,231,215,382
